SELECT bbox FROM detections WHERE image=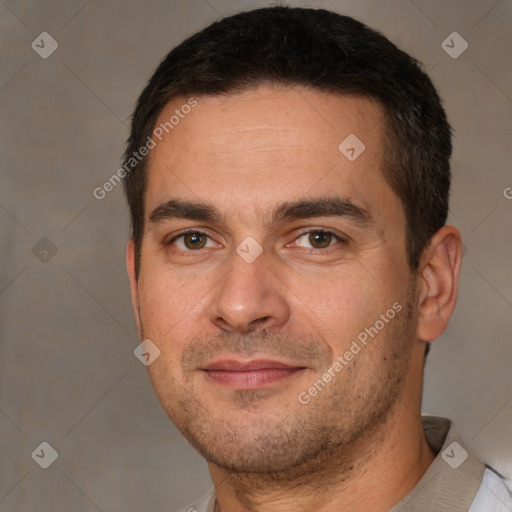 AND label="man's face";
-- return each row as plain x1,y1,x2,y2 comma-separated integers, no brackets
129,86,421,474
